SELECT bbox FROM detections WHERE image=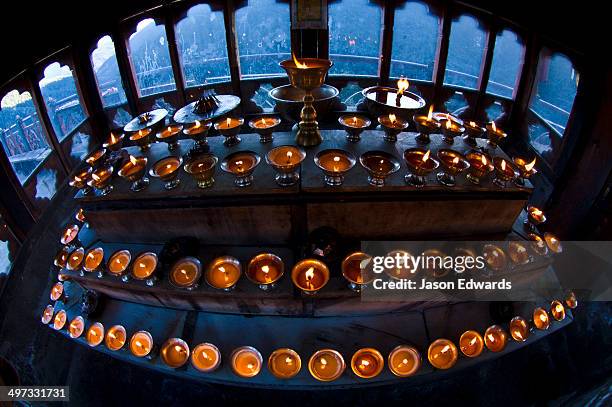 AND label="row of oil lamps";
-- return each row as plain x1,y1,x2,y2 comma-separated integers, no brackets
41,294,577,380
72,144,535,193
56,223,561,293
